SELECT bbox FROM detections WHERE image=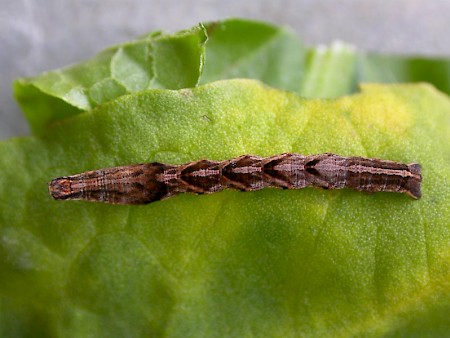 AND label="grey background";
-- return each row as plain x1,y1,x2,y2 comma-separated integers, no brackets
1,0,449,140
